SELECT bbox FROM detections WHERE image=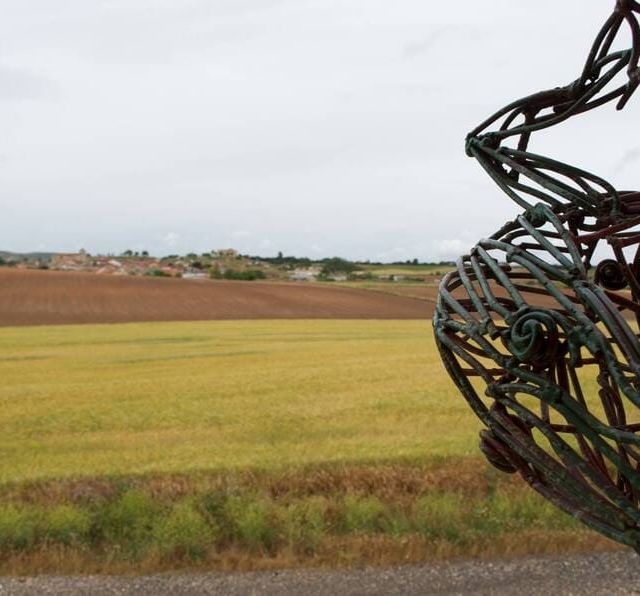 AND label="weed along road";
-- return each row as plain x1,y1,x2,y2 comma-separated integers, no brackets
0,551,637,595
